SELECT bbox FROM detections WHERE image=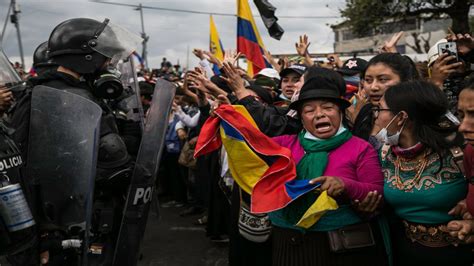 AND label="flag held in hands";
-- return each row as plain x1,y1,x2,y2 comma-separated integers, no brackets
194,104,337,229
